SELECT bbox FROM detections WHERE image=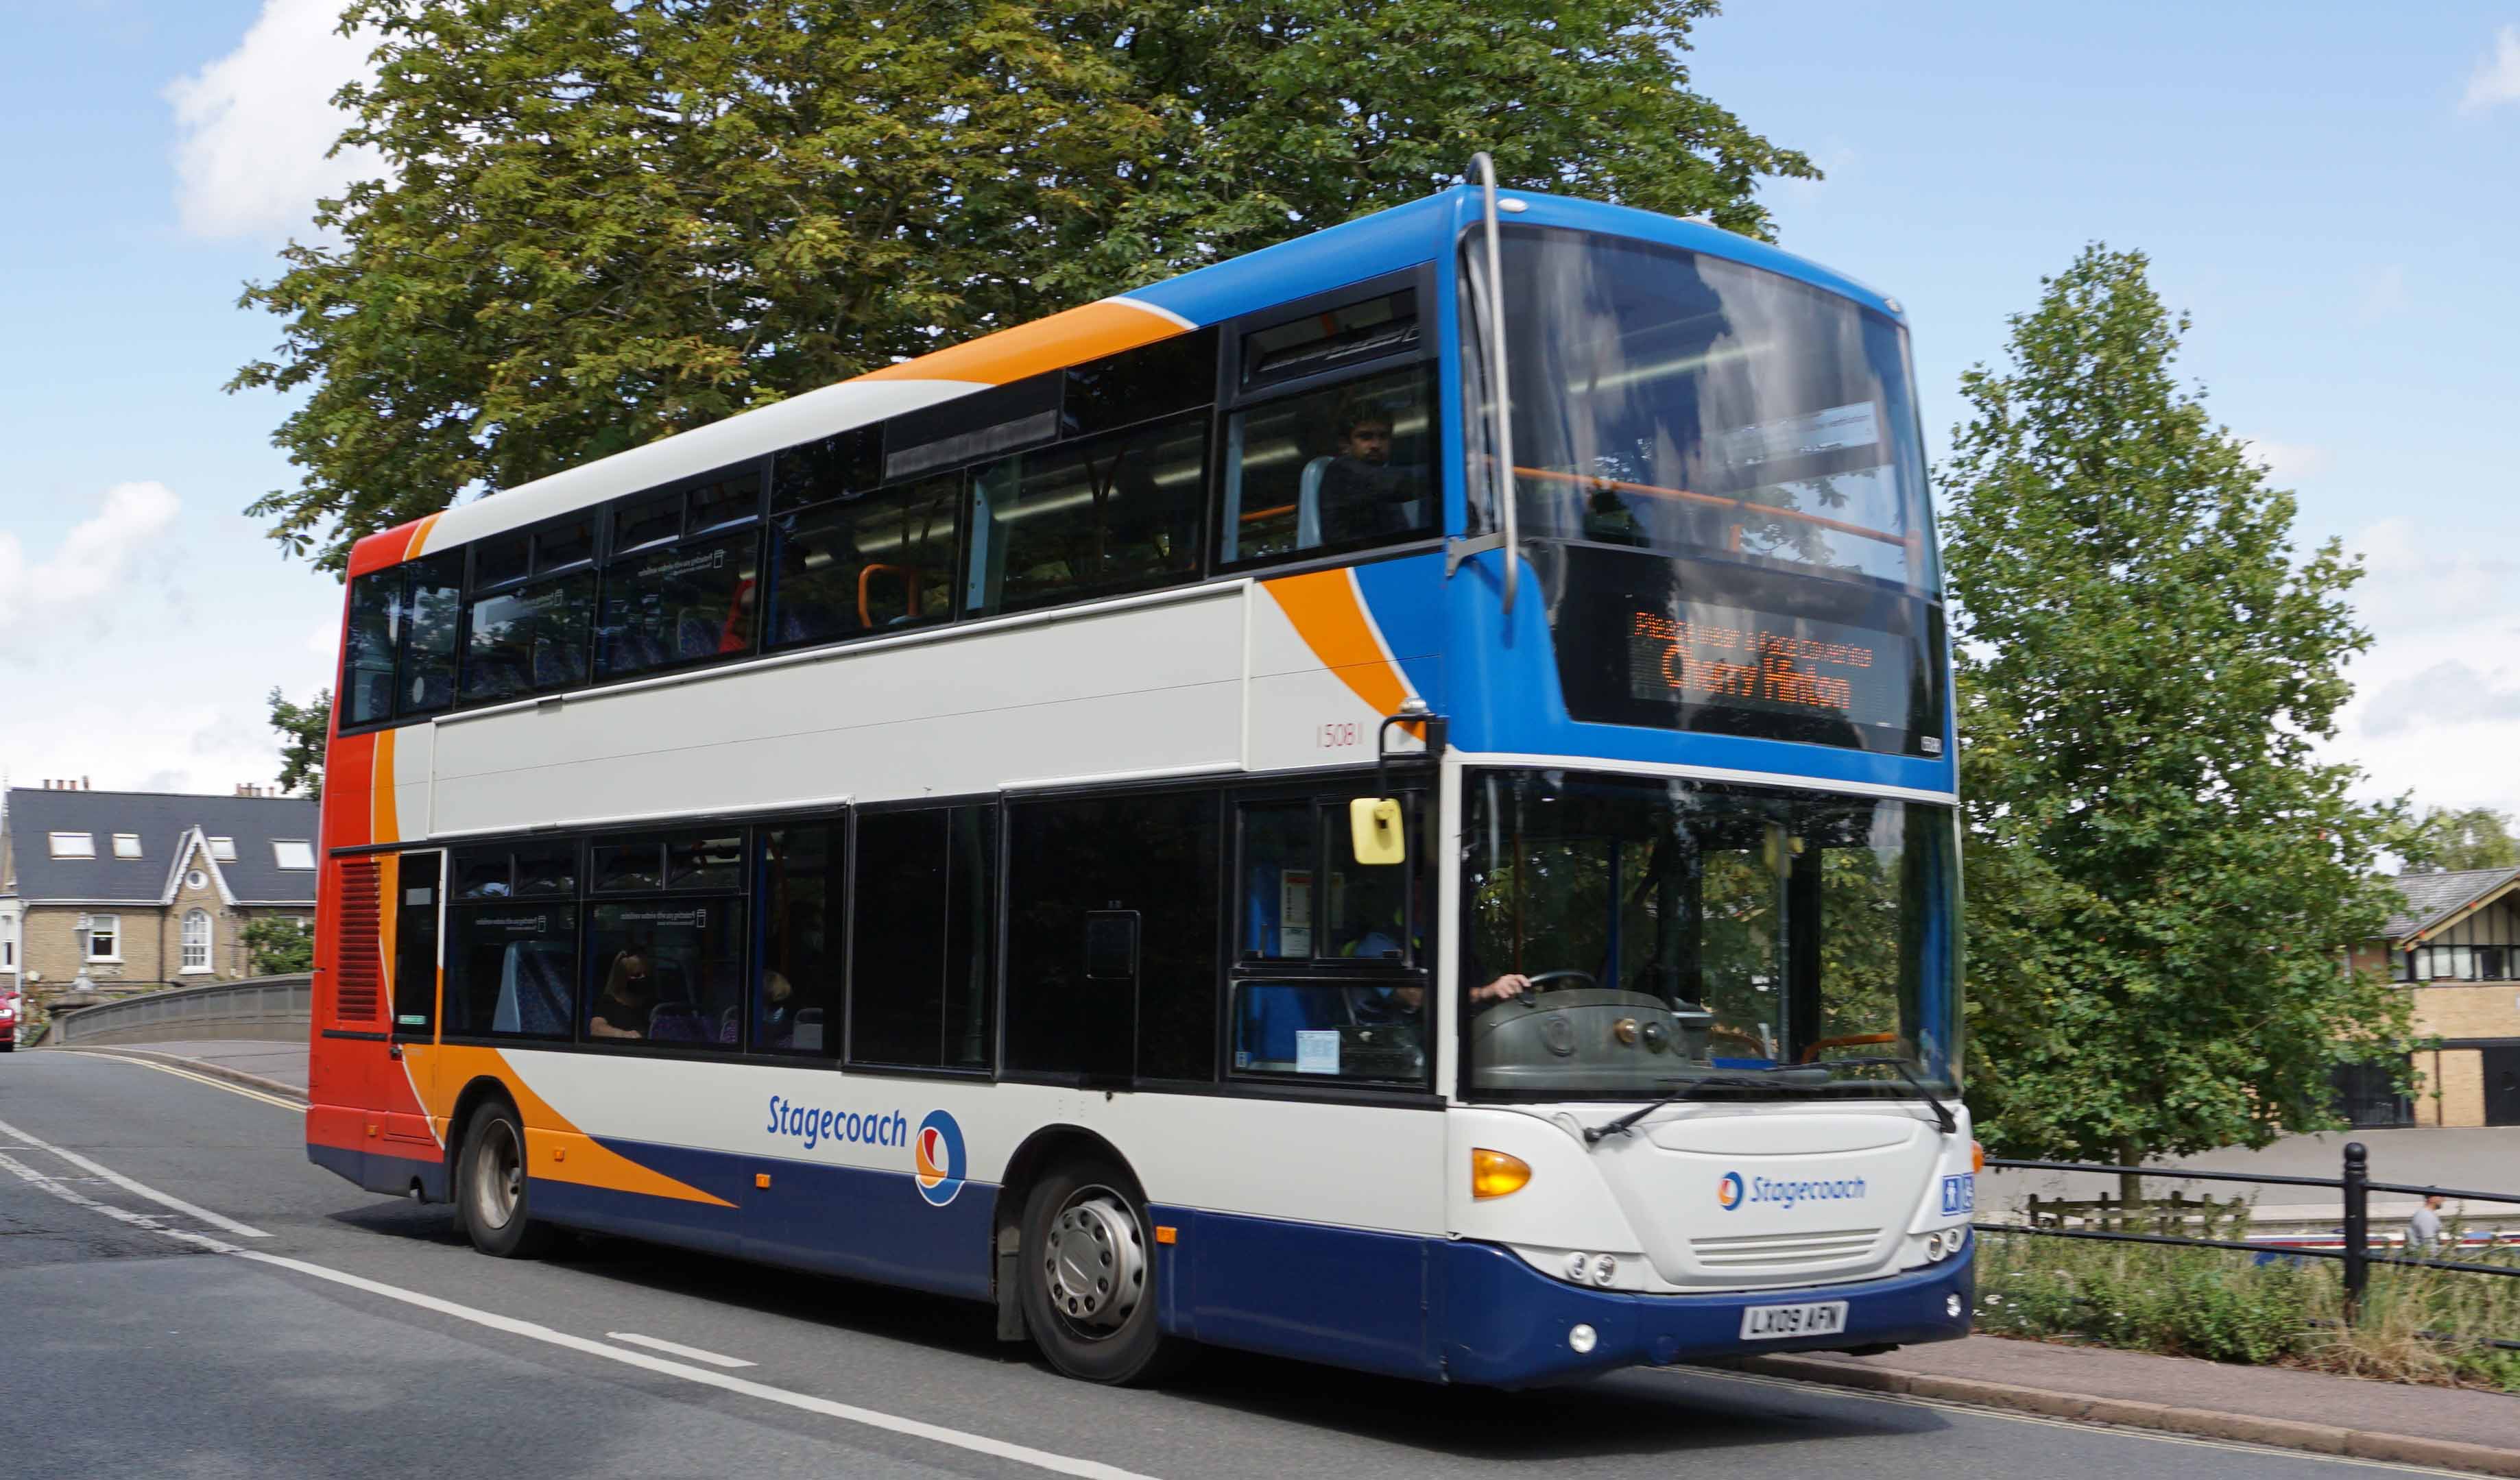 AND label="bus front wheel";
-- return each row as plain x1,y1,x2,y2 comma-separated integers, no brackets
457,1100,554,1259
1018,1157,1189,1385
